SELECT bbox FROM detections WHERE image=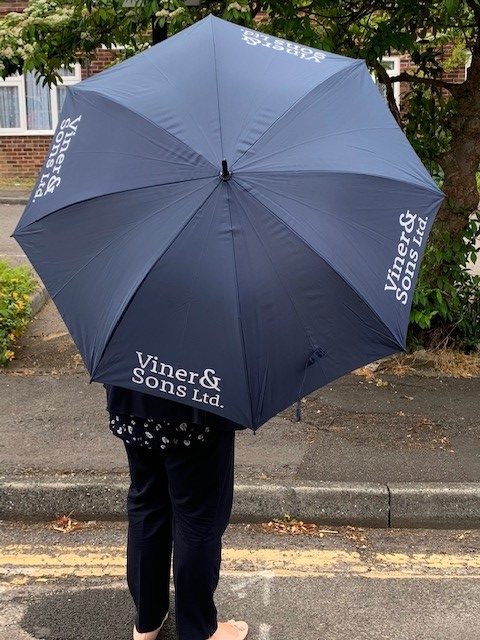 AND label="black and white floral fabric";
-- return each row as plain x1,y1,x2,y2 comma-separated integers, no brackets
109,412,211,451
